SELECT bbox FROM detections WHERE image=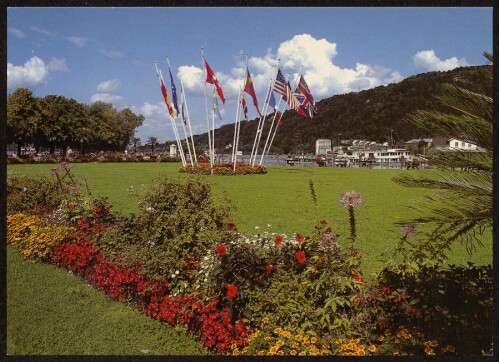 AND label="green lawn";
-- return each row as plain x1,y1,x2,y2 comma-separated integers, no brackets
8,162,492,277
7,246,209,355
